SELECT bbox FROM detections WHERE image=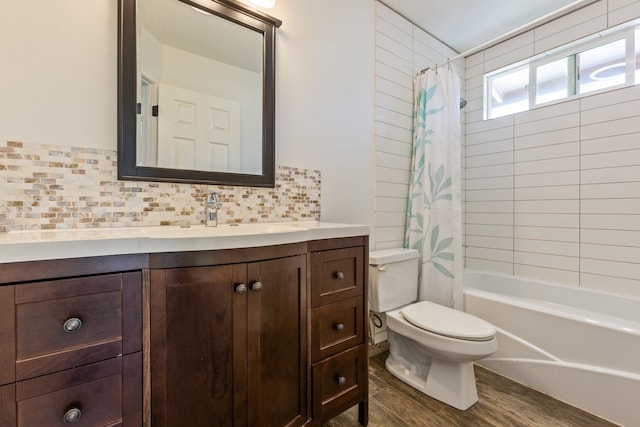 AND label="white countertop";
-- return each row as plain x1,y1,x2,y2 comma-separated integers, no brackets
0,222,370,263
